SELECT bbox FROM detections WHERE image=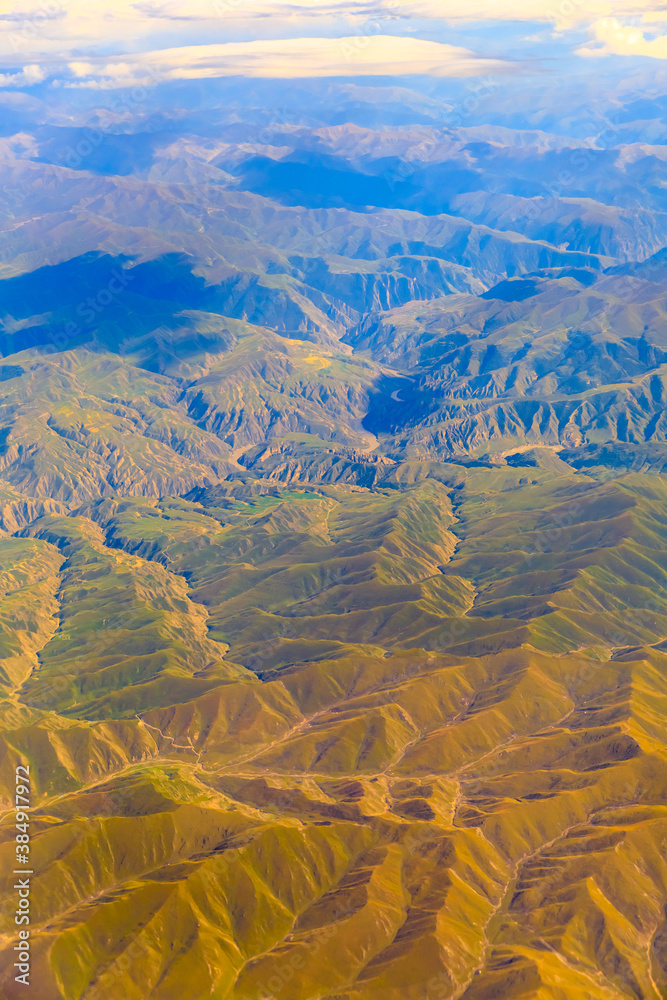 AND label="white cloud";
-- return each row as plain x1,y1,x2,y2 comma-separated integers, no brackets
577,17,667,58
63,35,506,86
0,63,44,87
3,0,667,61
2,0,667,80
